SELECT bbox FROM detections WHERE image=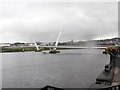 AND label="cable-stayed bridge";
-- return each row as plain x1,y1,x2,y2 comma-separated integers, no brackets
6,45,106,49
